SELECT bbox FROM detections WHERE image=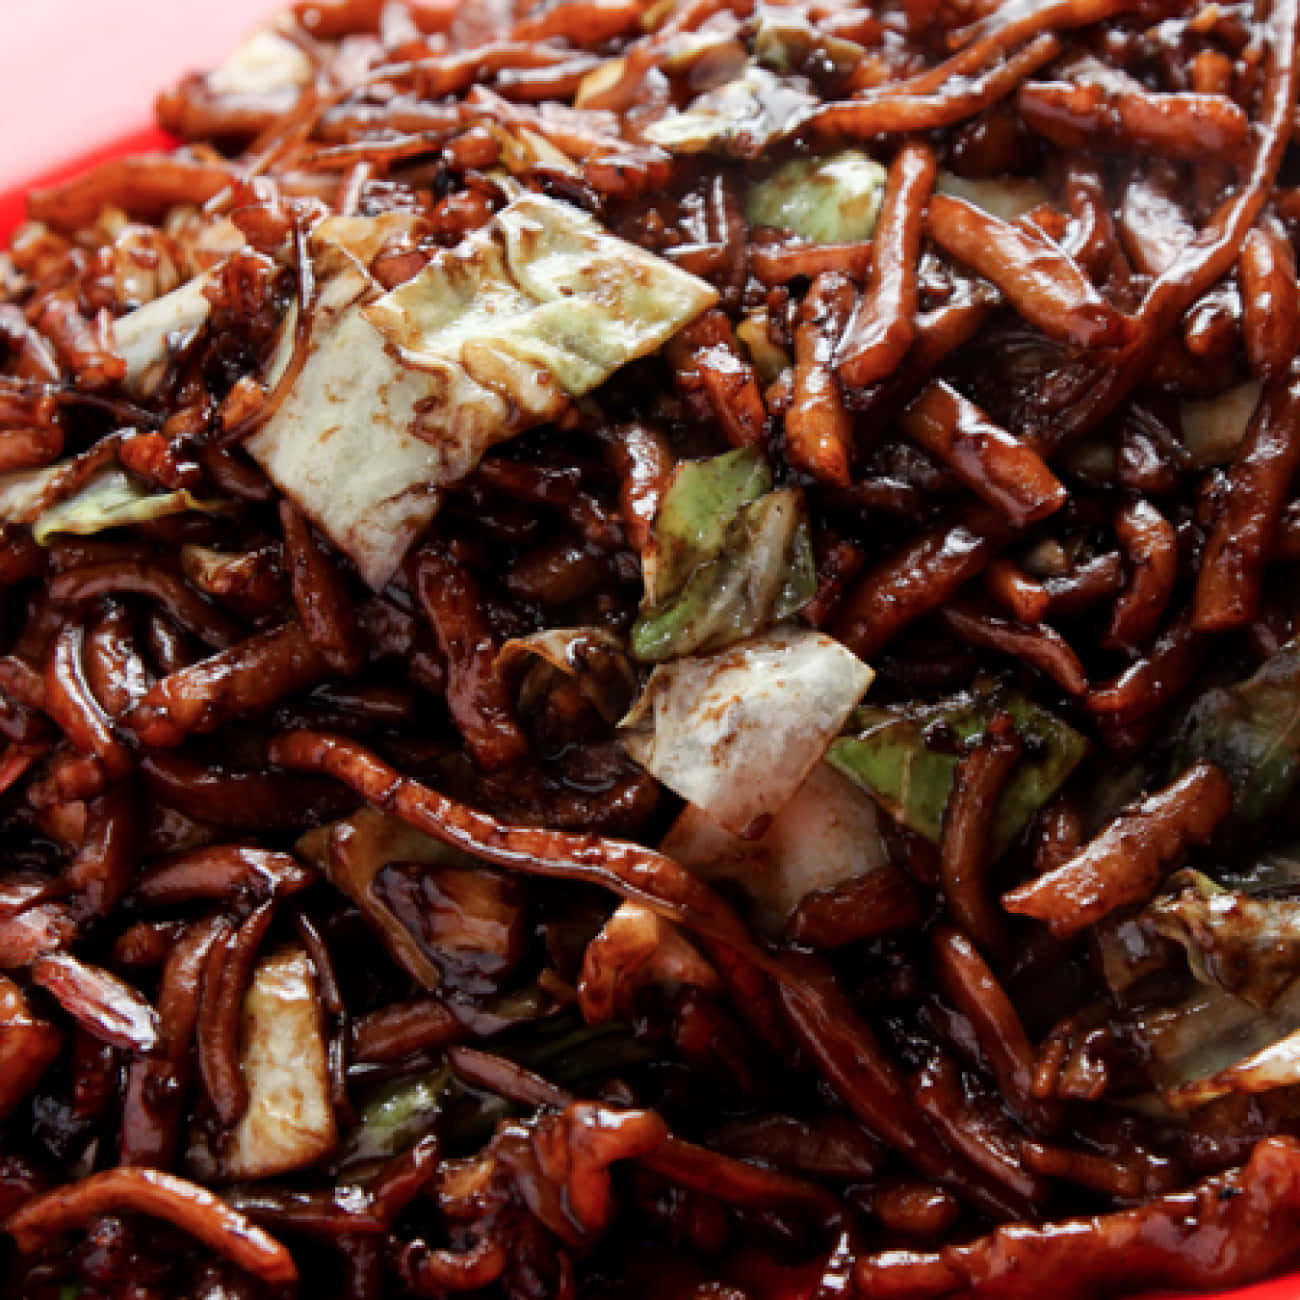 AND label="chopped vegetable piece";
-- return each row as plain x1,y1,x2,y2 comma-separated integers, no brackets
362,190,718,420
1174,635,1300,821
660,760,890,934
251,193,716,590
298,806,480,991
620,625,874,836
826,687,1088,854
631,446,816,661
224,945,337,1179
111,273,214,397
643,67,817,158
32,468,227,544
246,259,452,592
1143,869,1300,1008
1180,379,1263,467
497,627,638,725
745,151,888,244
341,1067,452,1166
